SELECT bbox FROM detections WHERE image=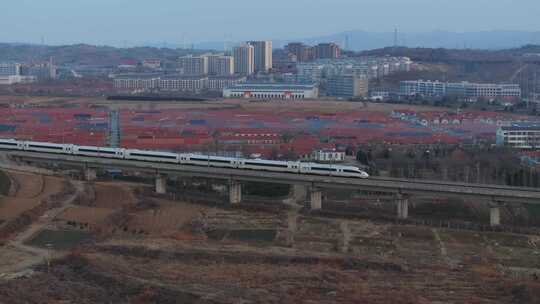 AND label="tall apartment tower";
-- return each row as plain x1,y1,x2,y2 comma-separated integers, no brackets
314,43,341,59
233,44,255,76
247,41,273,73
208,55,234,76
